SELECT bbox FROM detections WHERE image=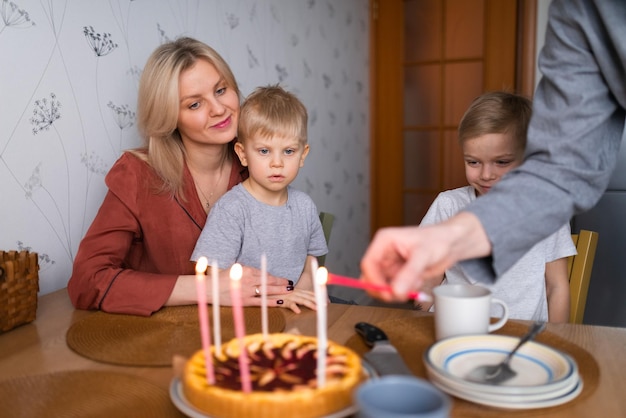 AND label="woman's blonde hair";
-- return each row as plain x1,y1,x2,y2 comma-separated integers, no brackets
458,91,532,150
133,37,240,197
238,84,308,145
